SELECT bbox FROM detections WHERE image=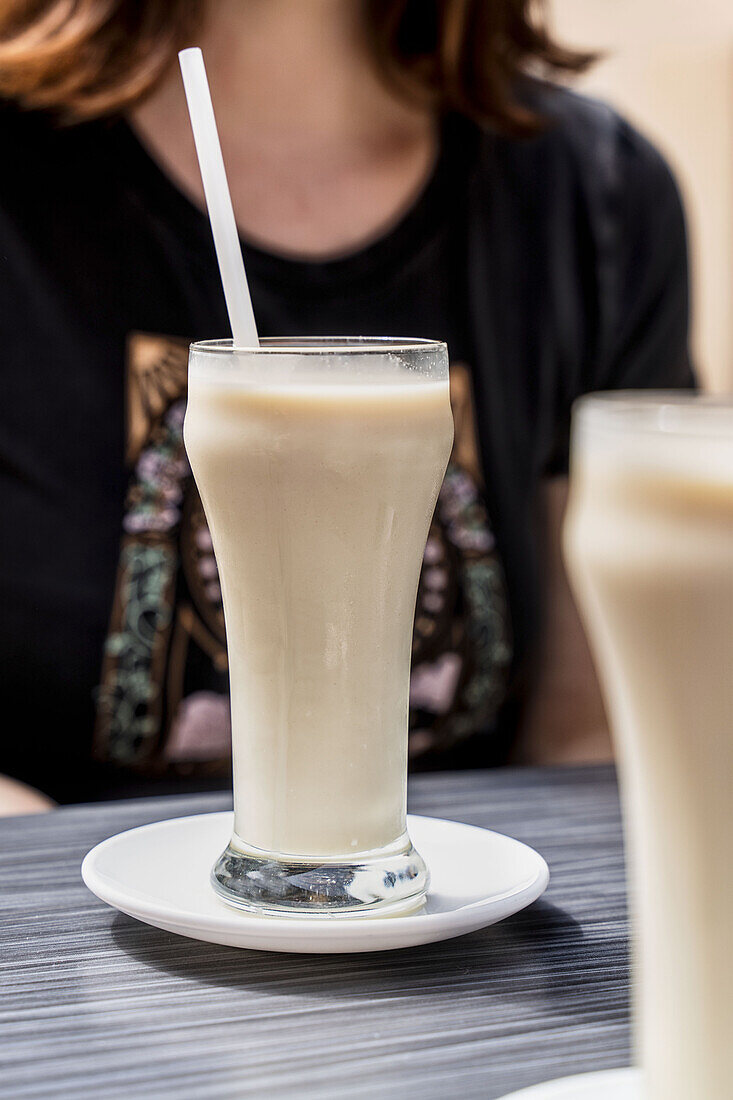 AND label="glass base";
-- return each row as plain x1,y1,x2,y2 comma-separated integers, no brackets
211,833,429,917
